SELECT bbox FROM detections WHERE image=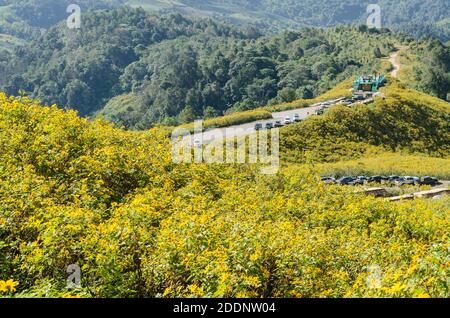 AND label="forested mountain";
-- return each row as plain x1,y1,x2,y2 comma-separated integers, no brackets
1,0,449,42
0,0,121,33
2,7,403,128
0,3,449,129
126,0,450,41
397,39,450,100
